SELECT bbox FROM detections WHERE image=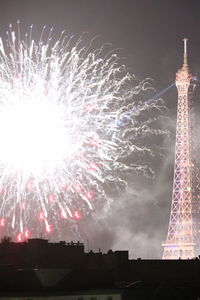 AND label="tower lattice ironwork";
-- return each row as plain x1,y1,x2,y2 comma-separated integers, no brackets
162,39,200,259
